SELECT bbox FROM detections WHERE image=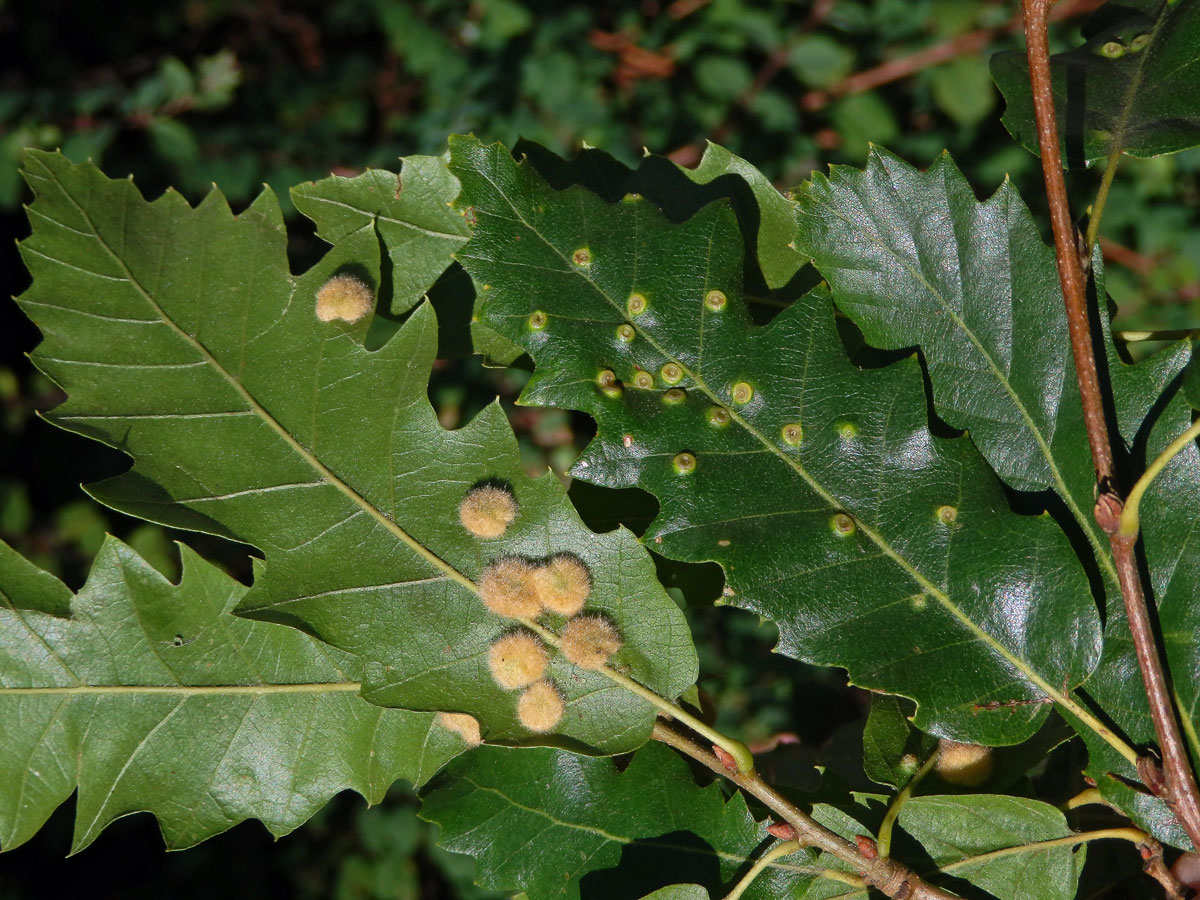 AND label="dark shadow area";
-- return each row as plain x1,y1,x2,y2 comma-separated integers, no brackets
579,829,725,900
